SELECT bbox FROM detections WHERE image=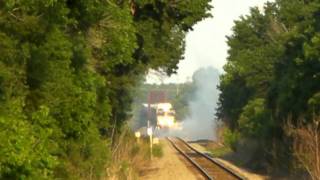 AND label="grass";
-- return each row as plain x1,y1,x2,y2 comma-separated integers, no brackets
106,126,165,179
152,144,164,158
209,145,232,157
106,126,151,180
